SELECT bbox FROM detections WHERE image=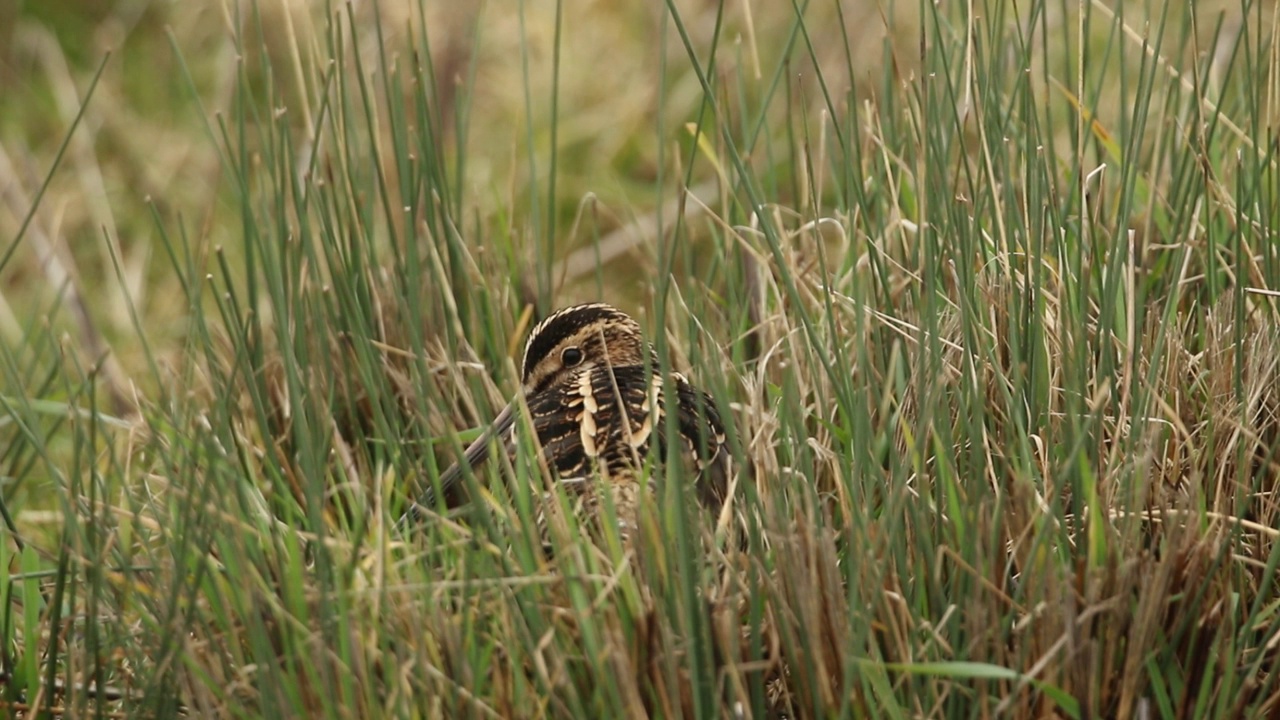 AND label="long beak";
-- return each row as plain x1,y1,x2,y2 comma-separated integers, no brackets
443,401,518,486
412,398,520,513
